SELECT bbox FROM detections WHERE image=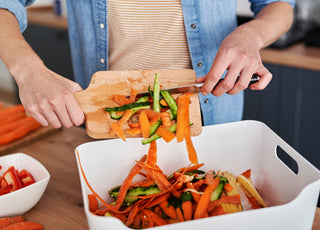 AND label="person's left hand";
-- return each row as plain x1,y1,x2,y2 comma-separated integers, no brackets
196,24,272,96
